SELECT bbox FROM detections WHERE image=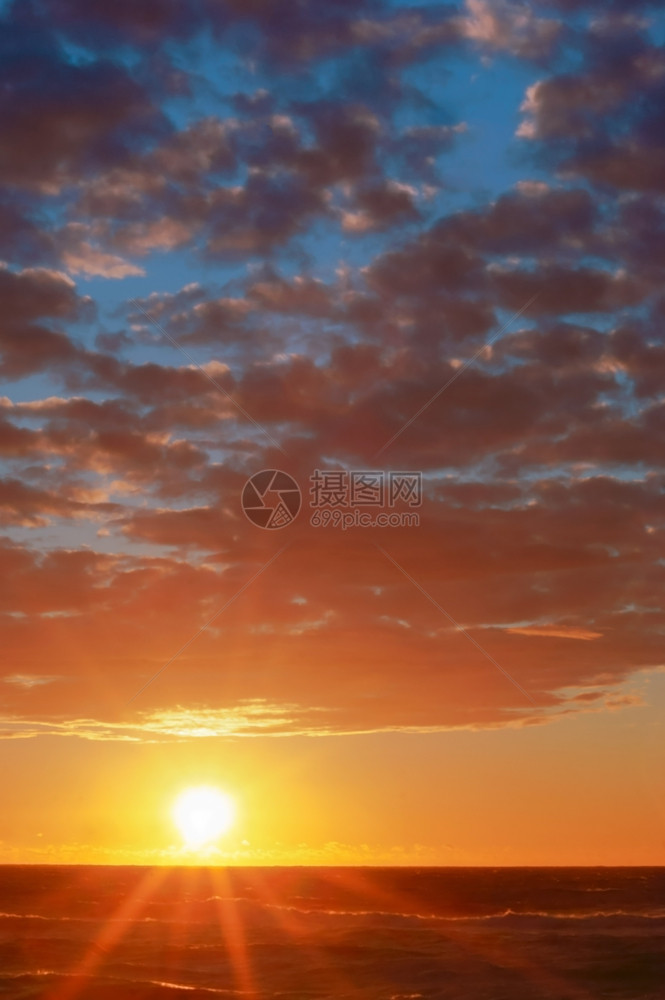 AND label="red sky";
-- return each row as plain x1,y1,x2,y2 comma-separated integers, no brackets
0,0,664,864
